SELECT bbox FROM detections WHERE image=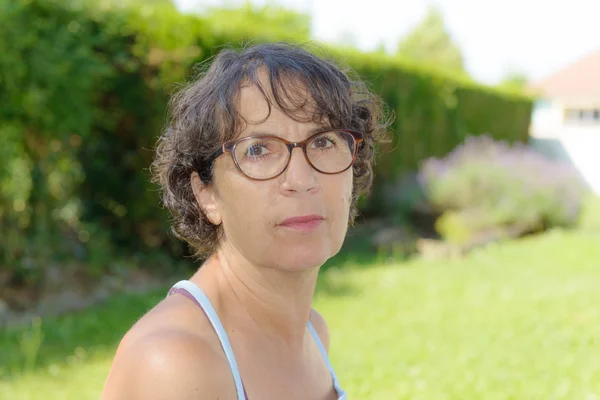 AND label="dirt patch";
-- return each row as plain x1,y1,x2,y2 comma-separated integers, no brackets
0,266,177,329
